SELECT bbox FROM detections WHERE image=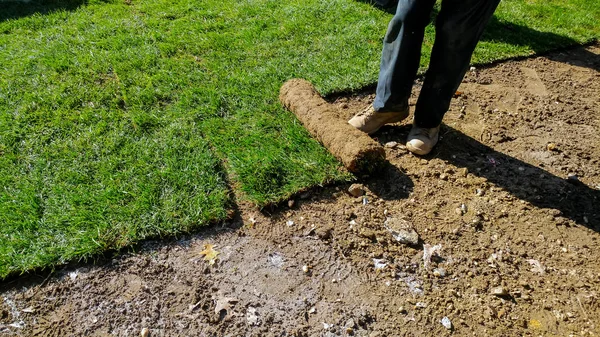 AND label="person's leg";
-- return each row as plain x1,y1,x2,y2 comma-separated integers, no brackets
349,0,436,134
373,0,437,112
413,0,501,128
